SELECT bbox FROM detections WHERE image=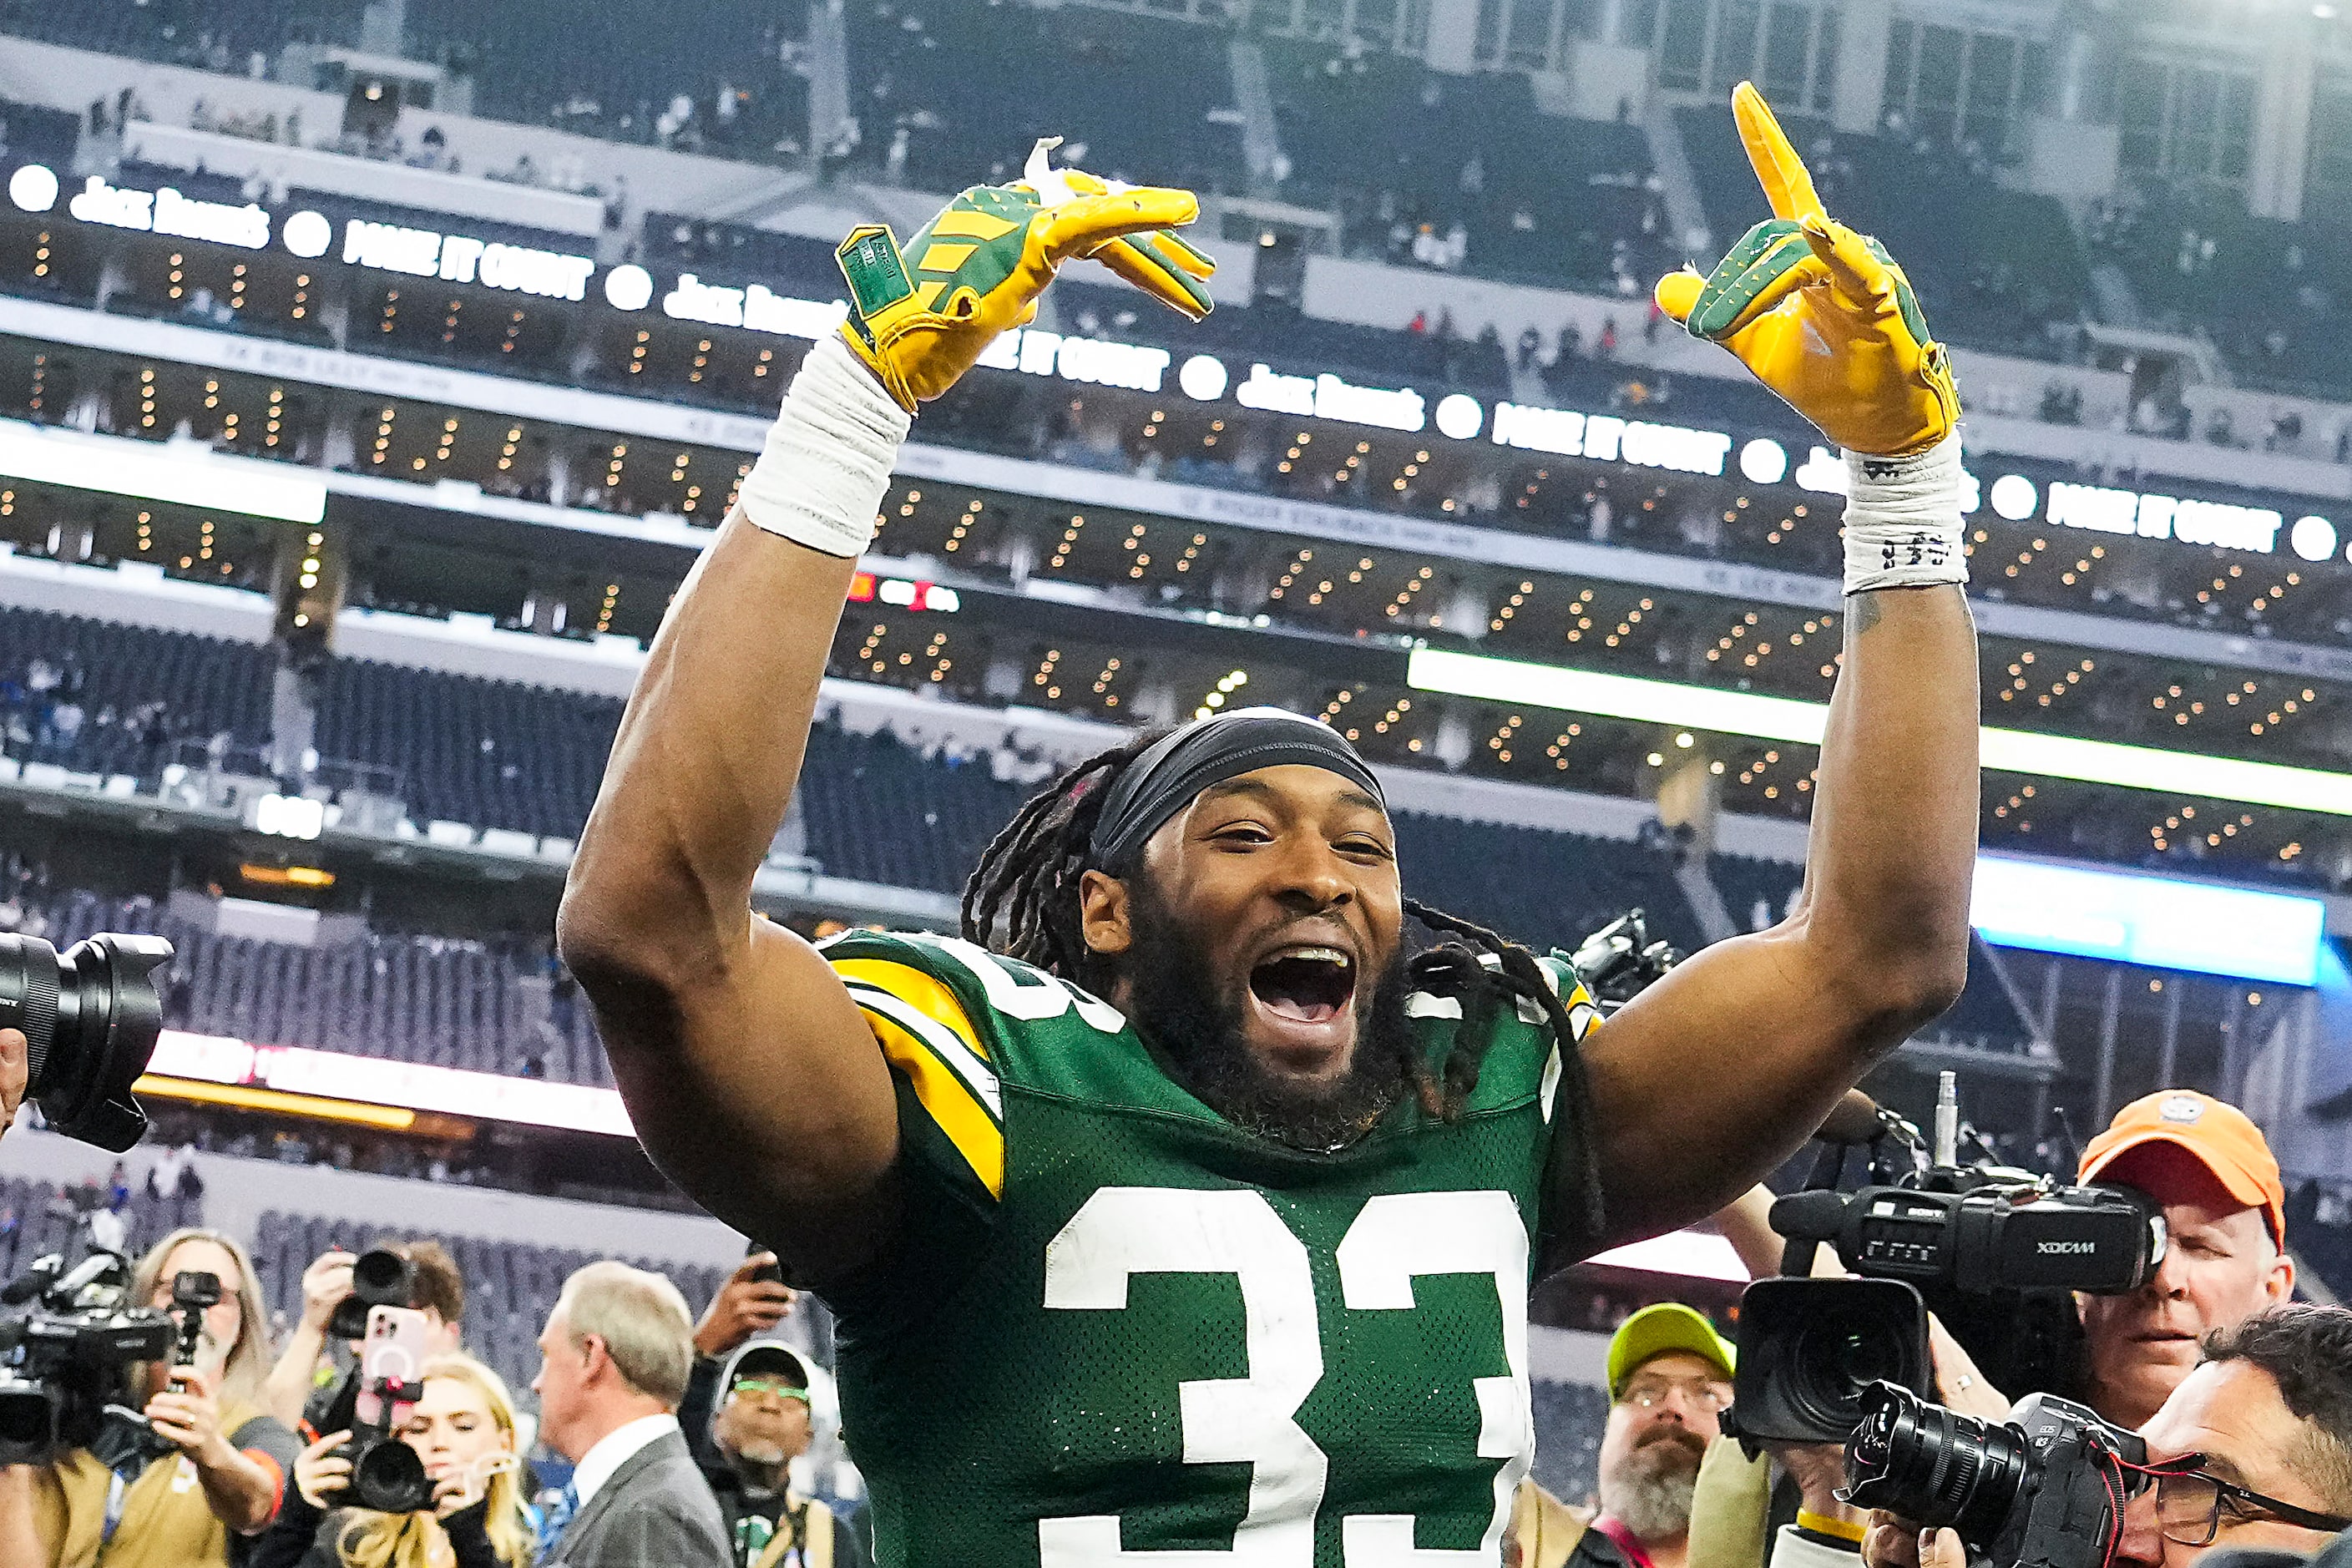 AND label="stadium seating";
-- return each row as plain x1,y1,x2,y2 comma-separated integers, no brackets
1678,108,2092,360
250,1208,727,1412
0,607,275,780
1263,39,1667,296
405,0,809,152
311,658,623,842
846,0,1246,195
2090,185,2352,399
1394,812,1706,959
0,1175,200,1285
